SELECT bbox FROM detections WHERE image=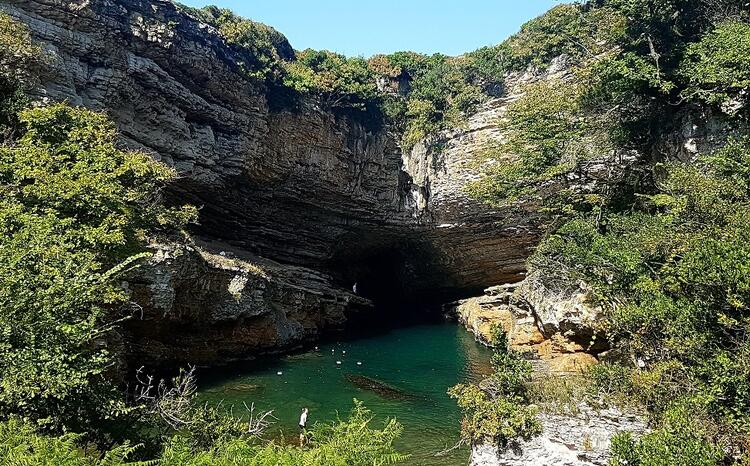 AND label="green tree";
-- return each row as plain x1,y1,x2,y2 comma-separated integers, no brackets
0,104,195,433
679,20,750,110
449,328,541,448
0,13,42,139
283,49,379,112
